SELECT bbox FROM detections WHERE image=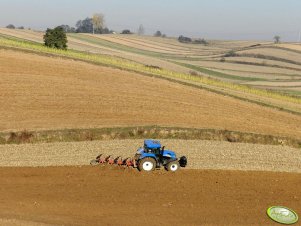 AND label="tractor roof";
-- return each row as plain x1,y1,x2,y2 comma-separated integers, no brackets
144,139,161,149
